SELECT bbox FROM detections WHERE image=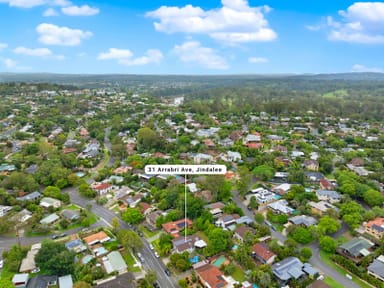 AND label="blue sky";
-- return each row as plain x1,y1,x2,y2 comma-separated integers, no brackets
0,0,383,74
